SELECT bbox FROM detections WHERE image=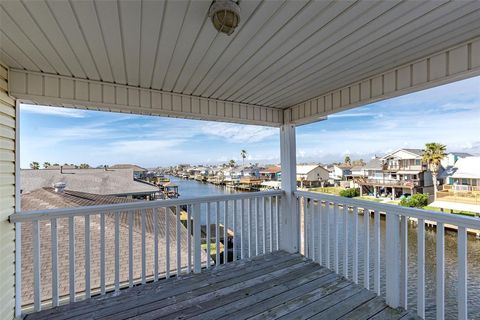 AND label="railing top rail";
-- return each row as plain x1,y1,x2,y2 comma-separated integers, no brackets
10,190,284,223
295,190,480,229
